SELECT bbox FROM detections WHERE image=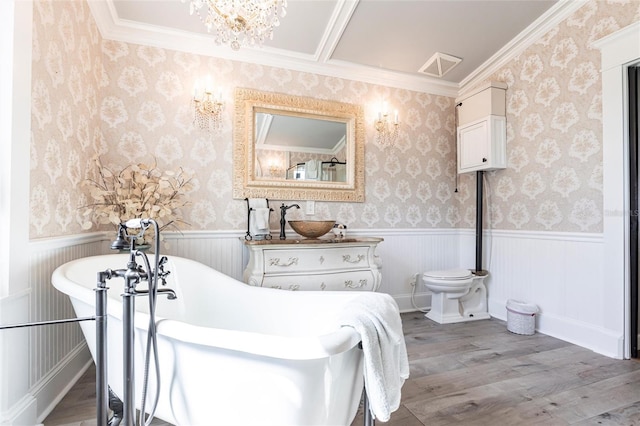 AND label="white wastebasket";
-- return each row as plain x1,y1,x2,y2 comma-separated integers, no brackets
506,299,539,335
